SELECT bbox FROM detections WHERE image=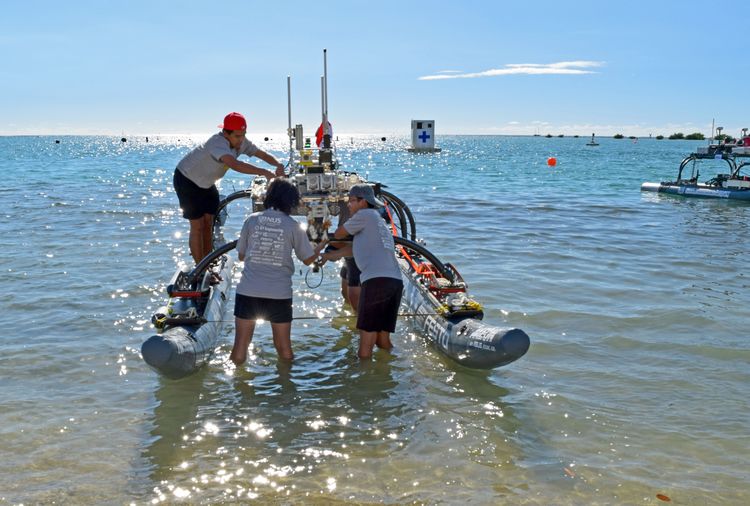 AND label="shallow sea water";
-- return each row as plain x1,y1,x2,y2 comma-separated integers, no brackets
0,135,748,504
